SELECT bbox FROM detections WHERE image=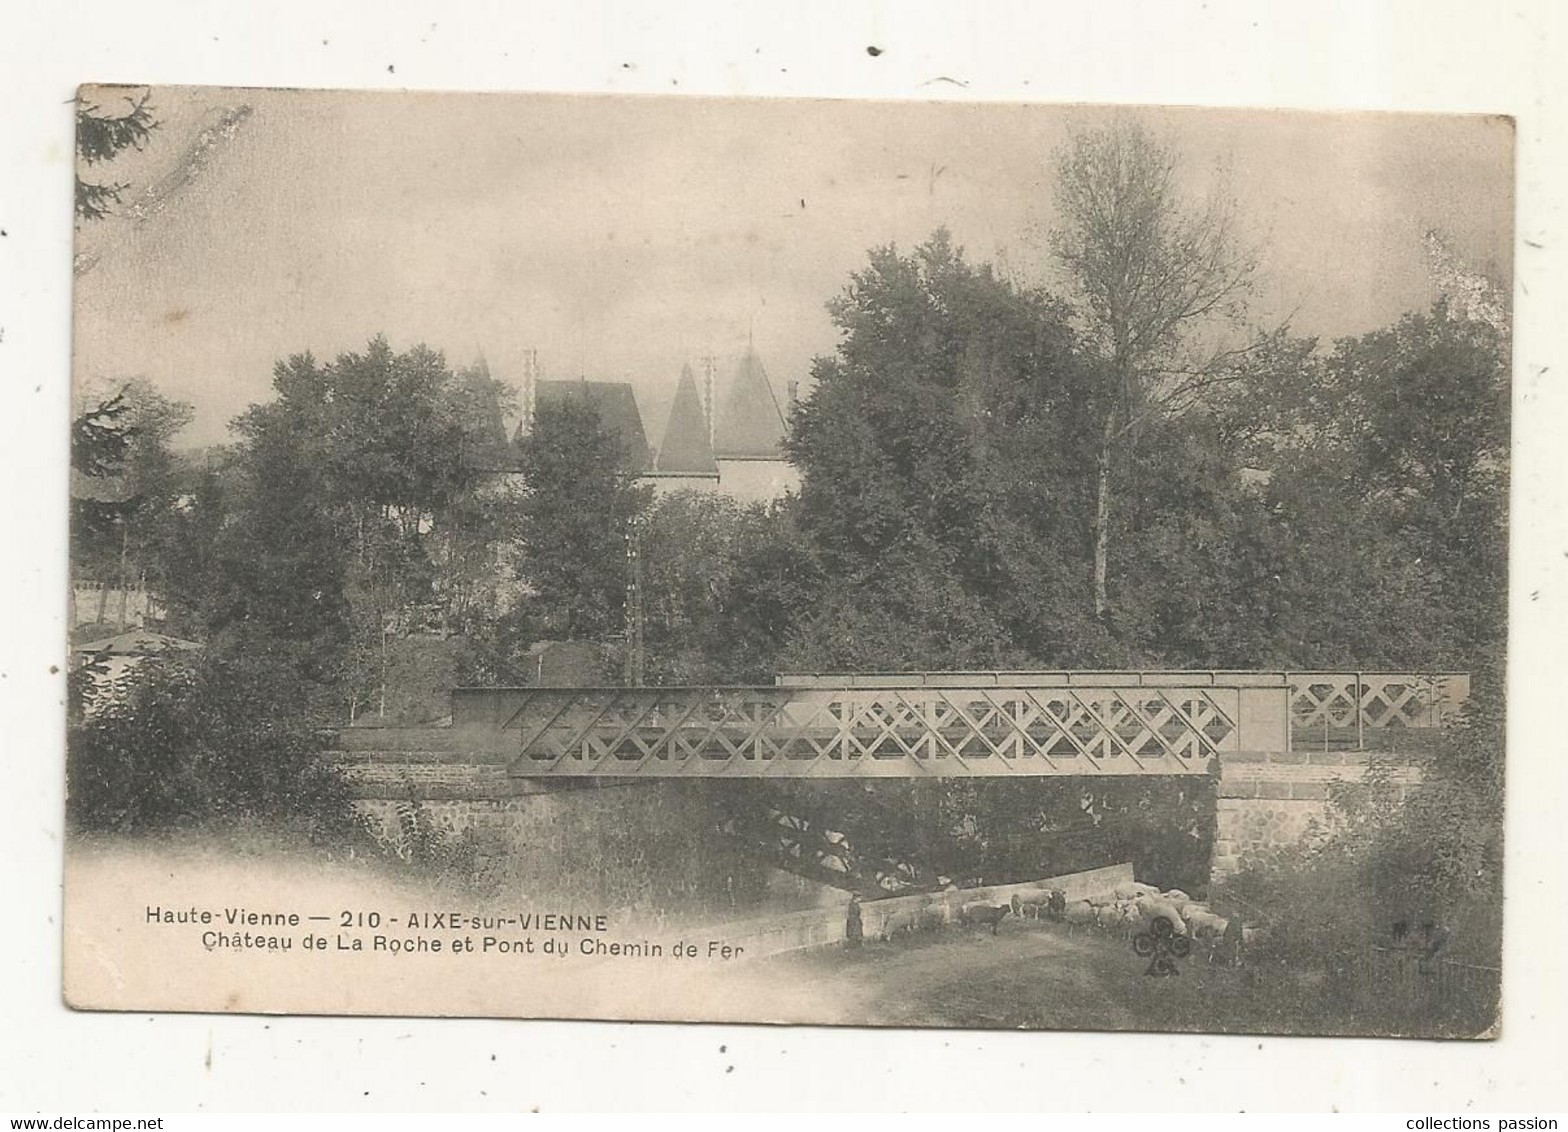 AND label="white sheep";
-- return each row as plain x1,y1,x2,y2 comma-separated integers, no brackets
1160,889,1194,915
1184,909,1230,961
1062,899,1097,933
1009,887,1053,908
1135,895,1189,936
880,909,919,940
1012,888,1069,920
1118,901,1146,941
1114,881,1159,901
